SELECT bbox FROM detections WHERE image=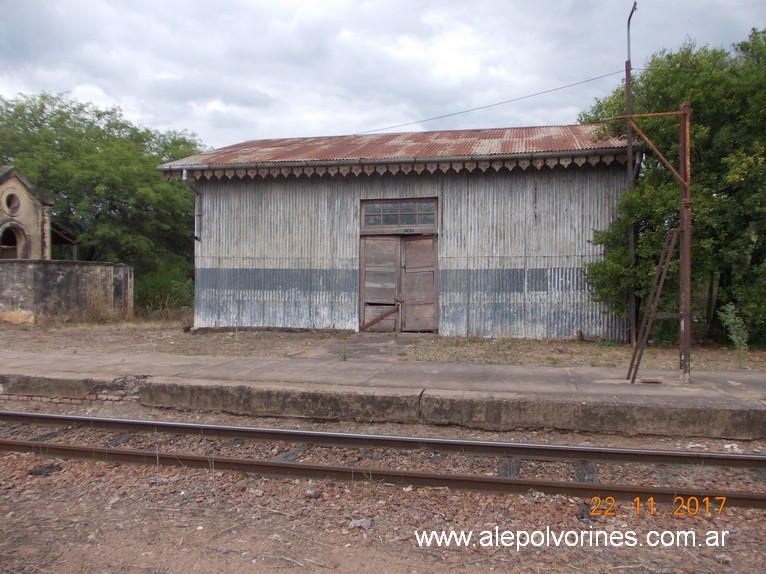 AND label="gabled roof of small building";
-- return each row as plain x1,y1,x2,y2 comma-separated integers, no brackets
0,166,54,205
160,124,626,180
